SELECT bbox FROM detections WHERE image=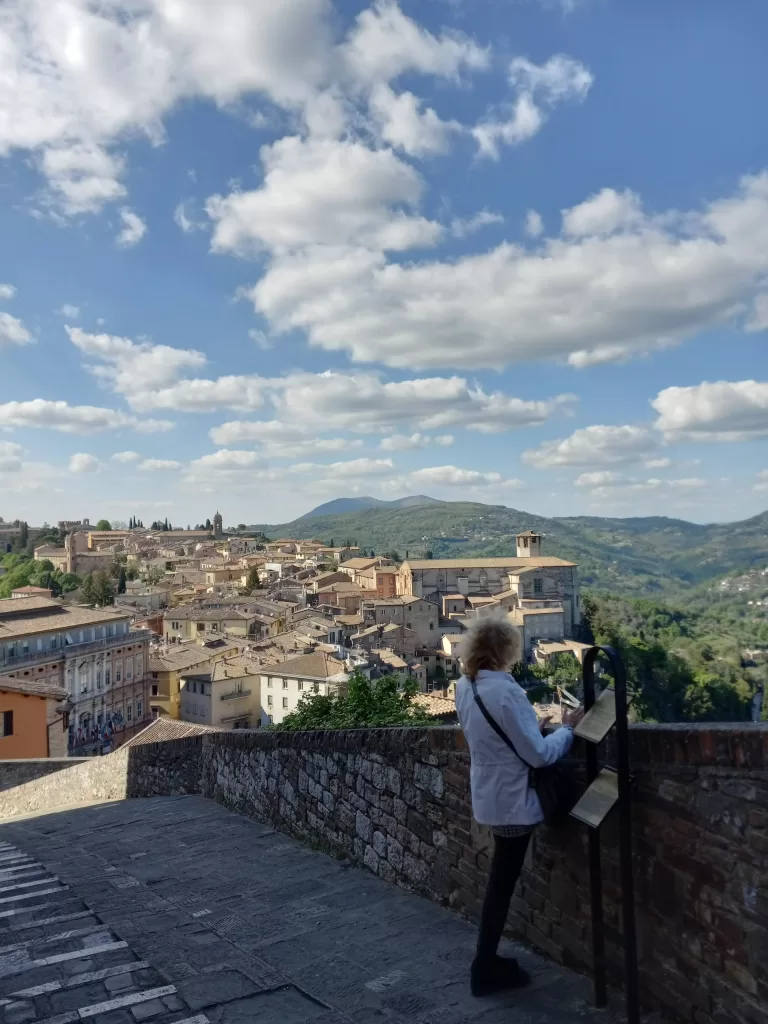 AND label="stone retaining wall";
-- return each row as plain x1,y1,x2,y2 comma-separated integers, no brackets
0,758,89,792
0,723,766,1024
